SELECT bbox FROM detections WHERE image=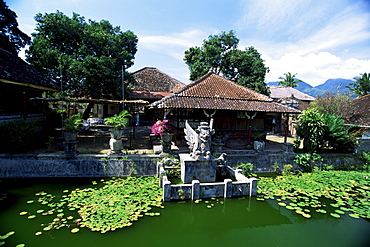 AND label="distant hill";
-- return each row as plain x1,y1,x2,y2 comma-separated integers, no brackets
267,78,355,97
